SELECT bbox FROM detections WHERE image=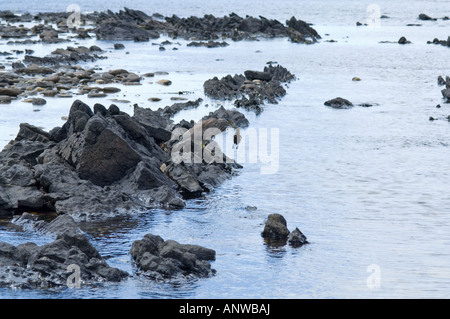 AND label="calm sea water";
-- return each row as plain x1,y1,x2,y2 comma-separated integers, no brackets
1,0,450,298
